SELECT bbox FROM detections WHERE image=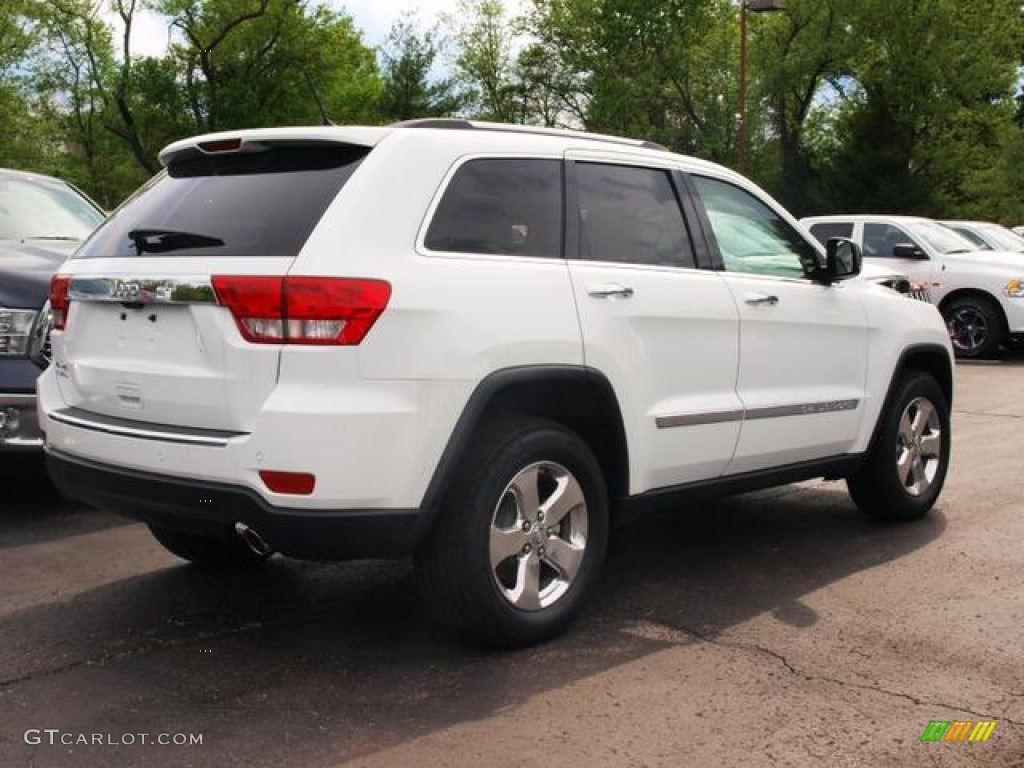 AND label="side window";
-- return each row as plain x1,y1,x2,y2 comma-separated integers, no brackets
690,175,818,279
862,223,917,258
424,158,562,258
808,221,853,246
574,162,696,269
